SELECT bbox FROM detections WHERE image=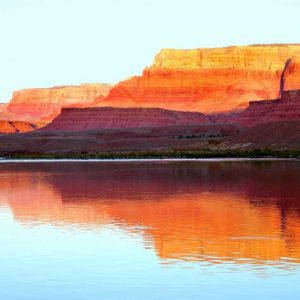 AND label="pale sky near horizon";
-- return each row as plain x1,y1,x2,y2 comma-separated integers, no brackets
0,0,299,102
